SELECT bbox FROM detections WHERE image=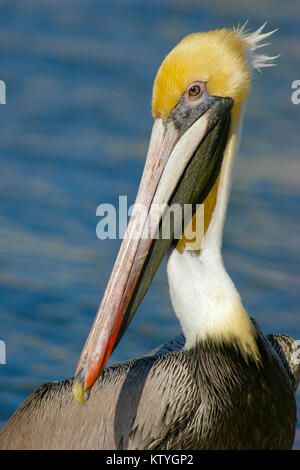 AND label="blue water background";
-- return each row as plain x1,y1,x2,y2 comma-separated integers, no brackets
0,0,299,447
